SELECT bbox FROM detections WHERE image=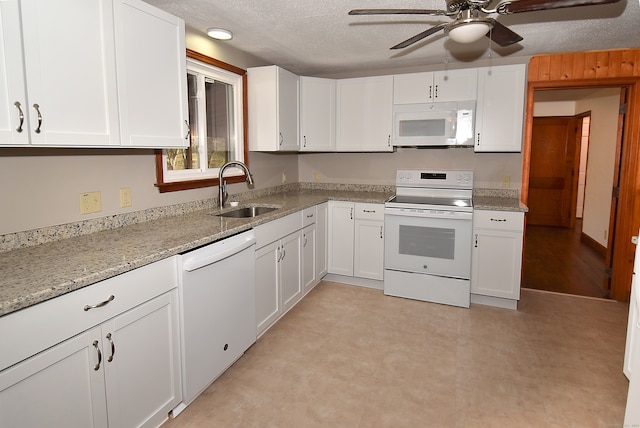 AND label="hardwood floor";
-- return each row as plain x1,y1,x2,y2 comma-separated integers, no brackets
522,219,609,299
